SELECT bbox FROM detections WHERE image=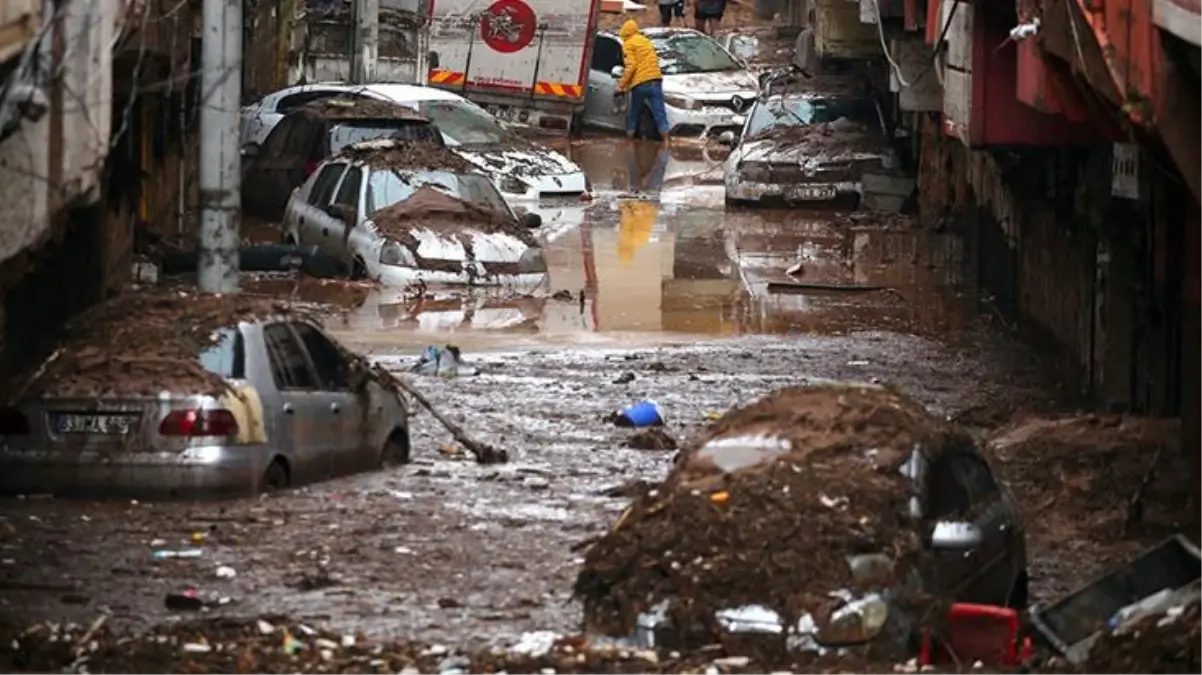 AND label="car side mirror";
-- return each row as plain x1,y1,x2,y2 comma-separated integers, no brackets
930,521,983,549
610,65,624,79
241,143,260,158
716,130,736,146
326,203,356,226
521,212,542,229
